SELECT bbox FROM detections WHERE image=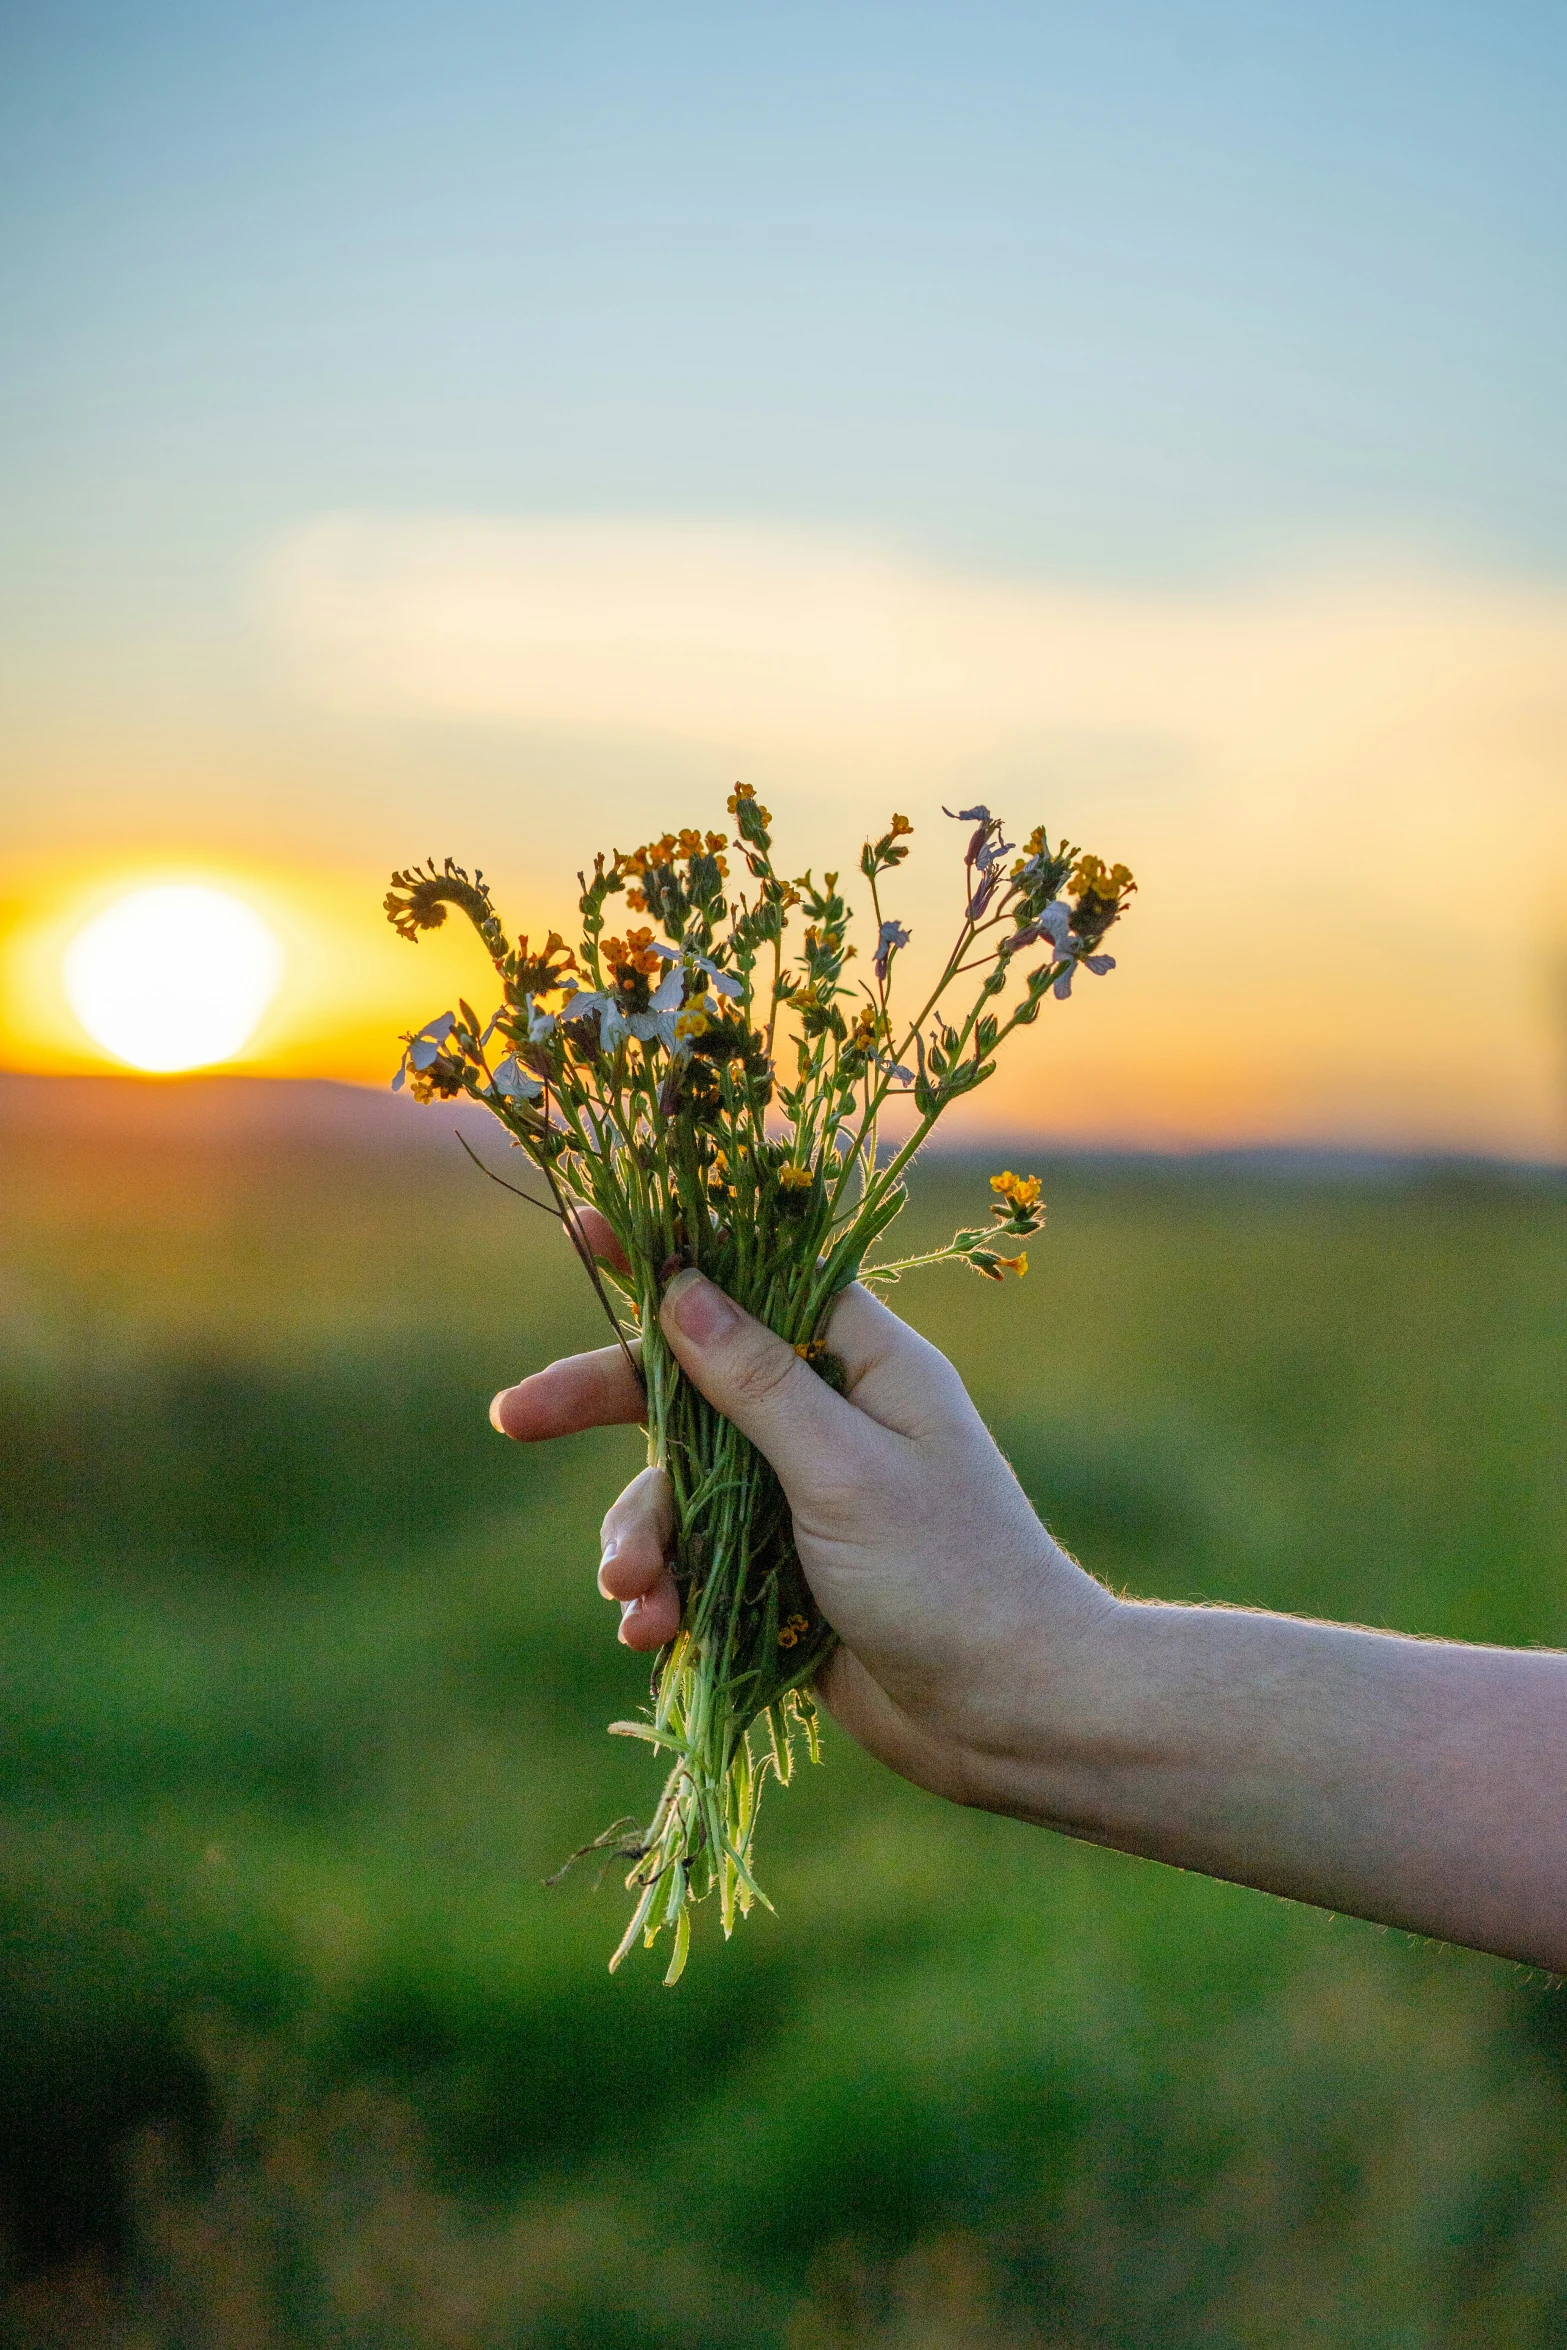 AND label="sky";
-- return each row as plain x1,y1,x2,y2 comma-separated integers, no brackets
2,0,1564,1151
